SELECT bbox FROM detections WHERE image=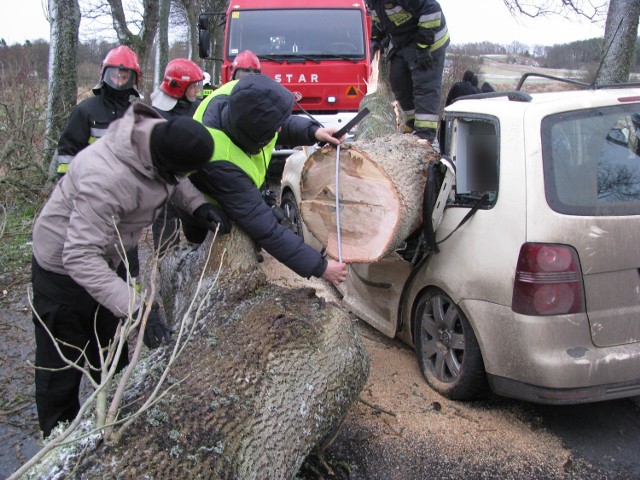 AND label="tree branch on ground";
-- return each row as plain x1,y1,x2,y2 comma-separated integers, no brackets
8,226,225,479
